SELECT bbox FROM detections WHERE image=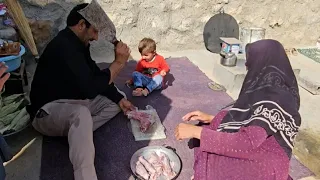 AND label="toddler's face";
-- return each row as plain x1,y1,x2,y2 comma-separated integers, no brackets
141,52,155,62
